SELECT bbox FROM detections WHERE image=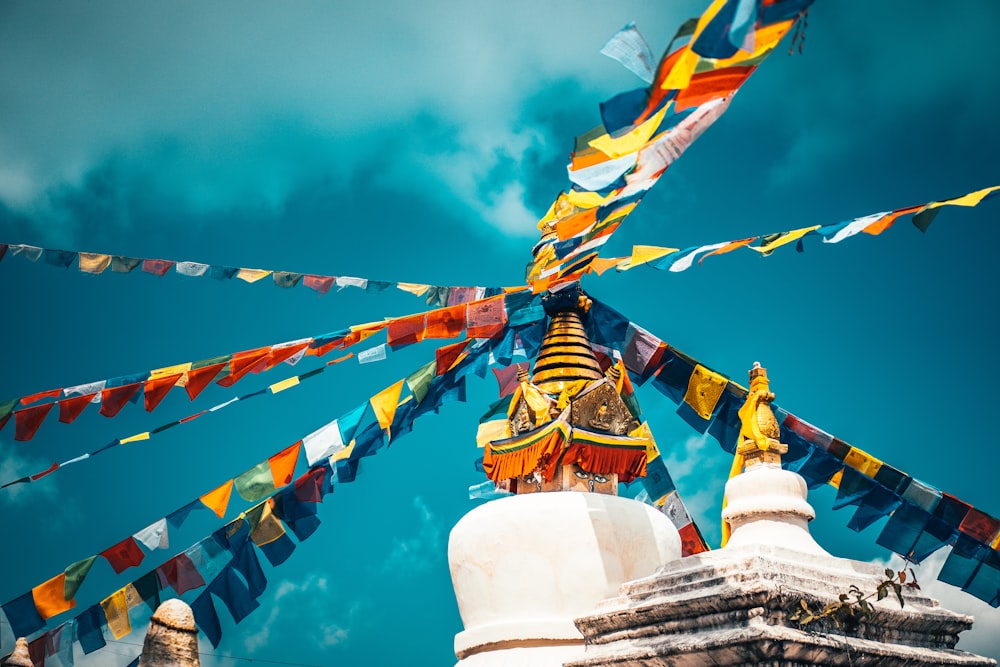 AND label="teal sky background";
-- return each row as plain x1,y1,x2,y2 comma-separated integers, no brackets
2,1,1000,664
